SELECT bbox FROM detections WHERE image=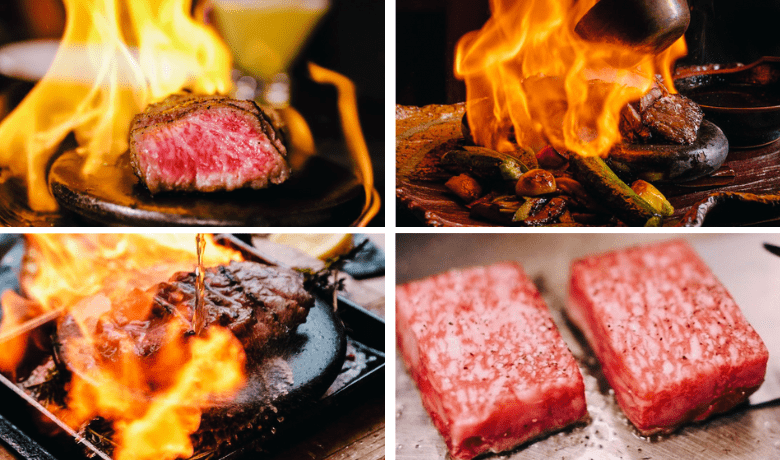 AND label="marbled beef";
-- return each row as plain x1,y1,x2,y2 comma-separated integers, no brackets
129,94,290,194
567,240,768,435
396,262,587,460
